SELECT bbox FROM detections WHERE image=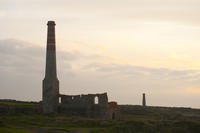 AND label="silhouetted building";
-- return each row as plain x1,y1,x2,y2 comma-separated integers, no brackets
42,21,118,118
